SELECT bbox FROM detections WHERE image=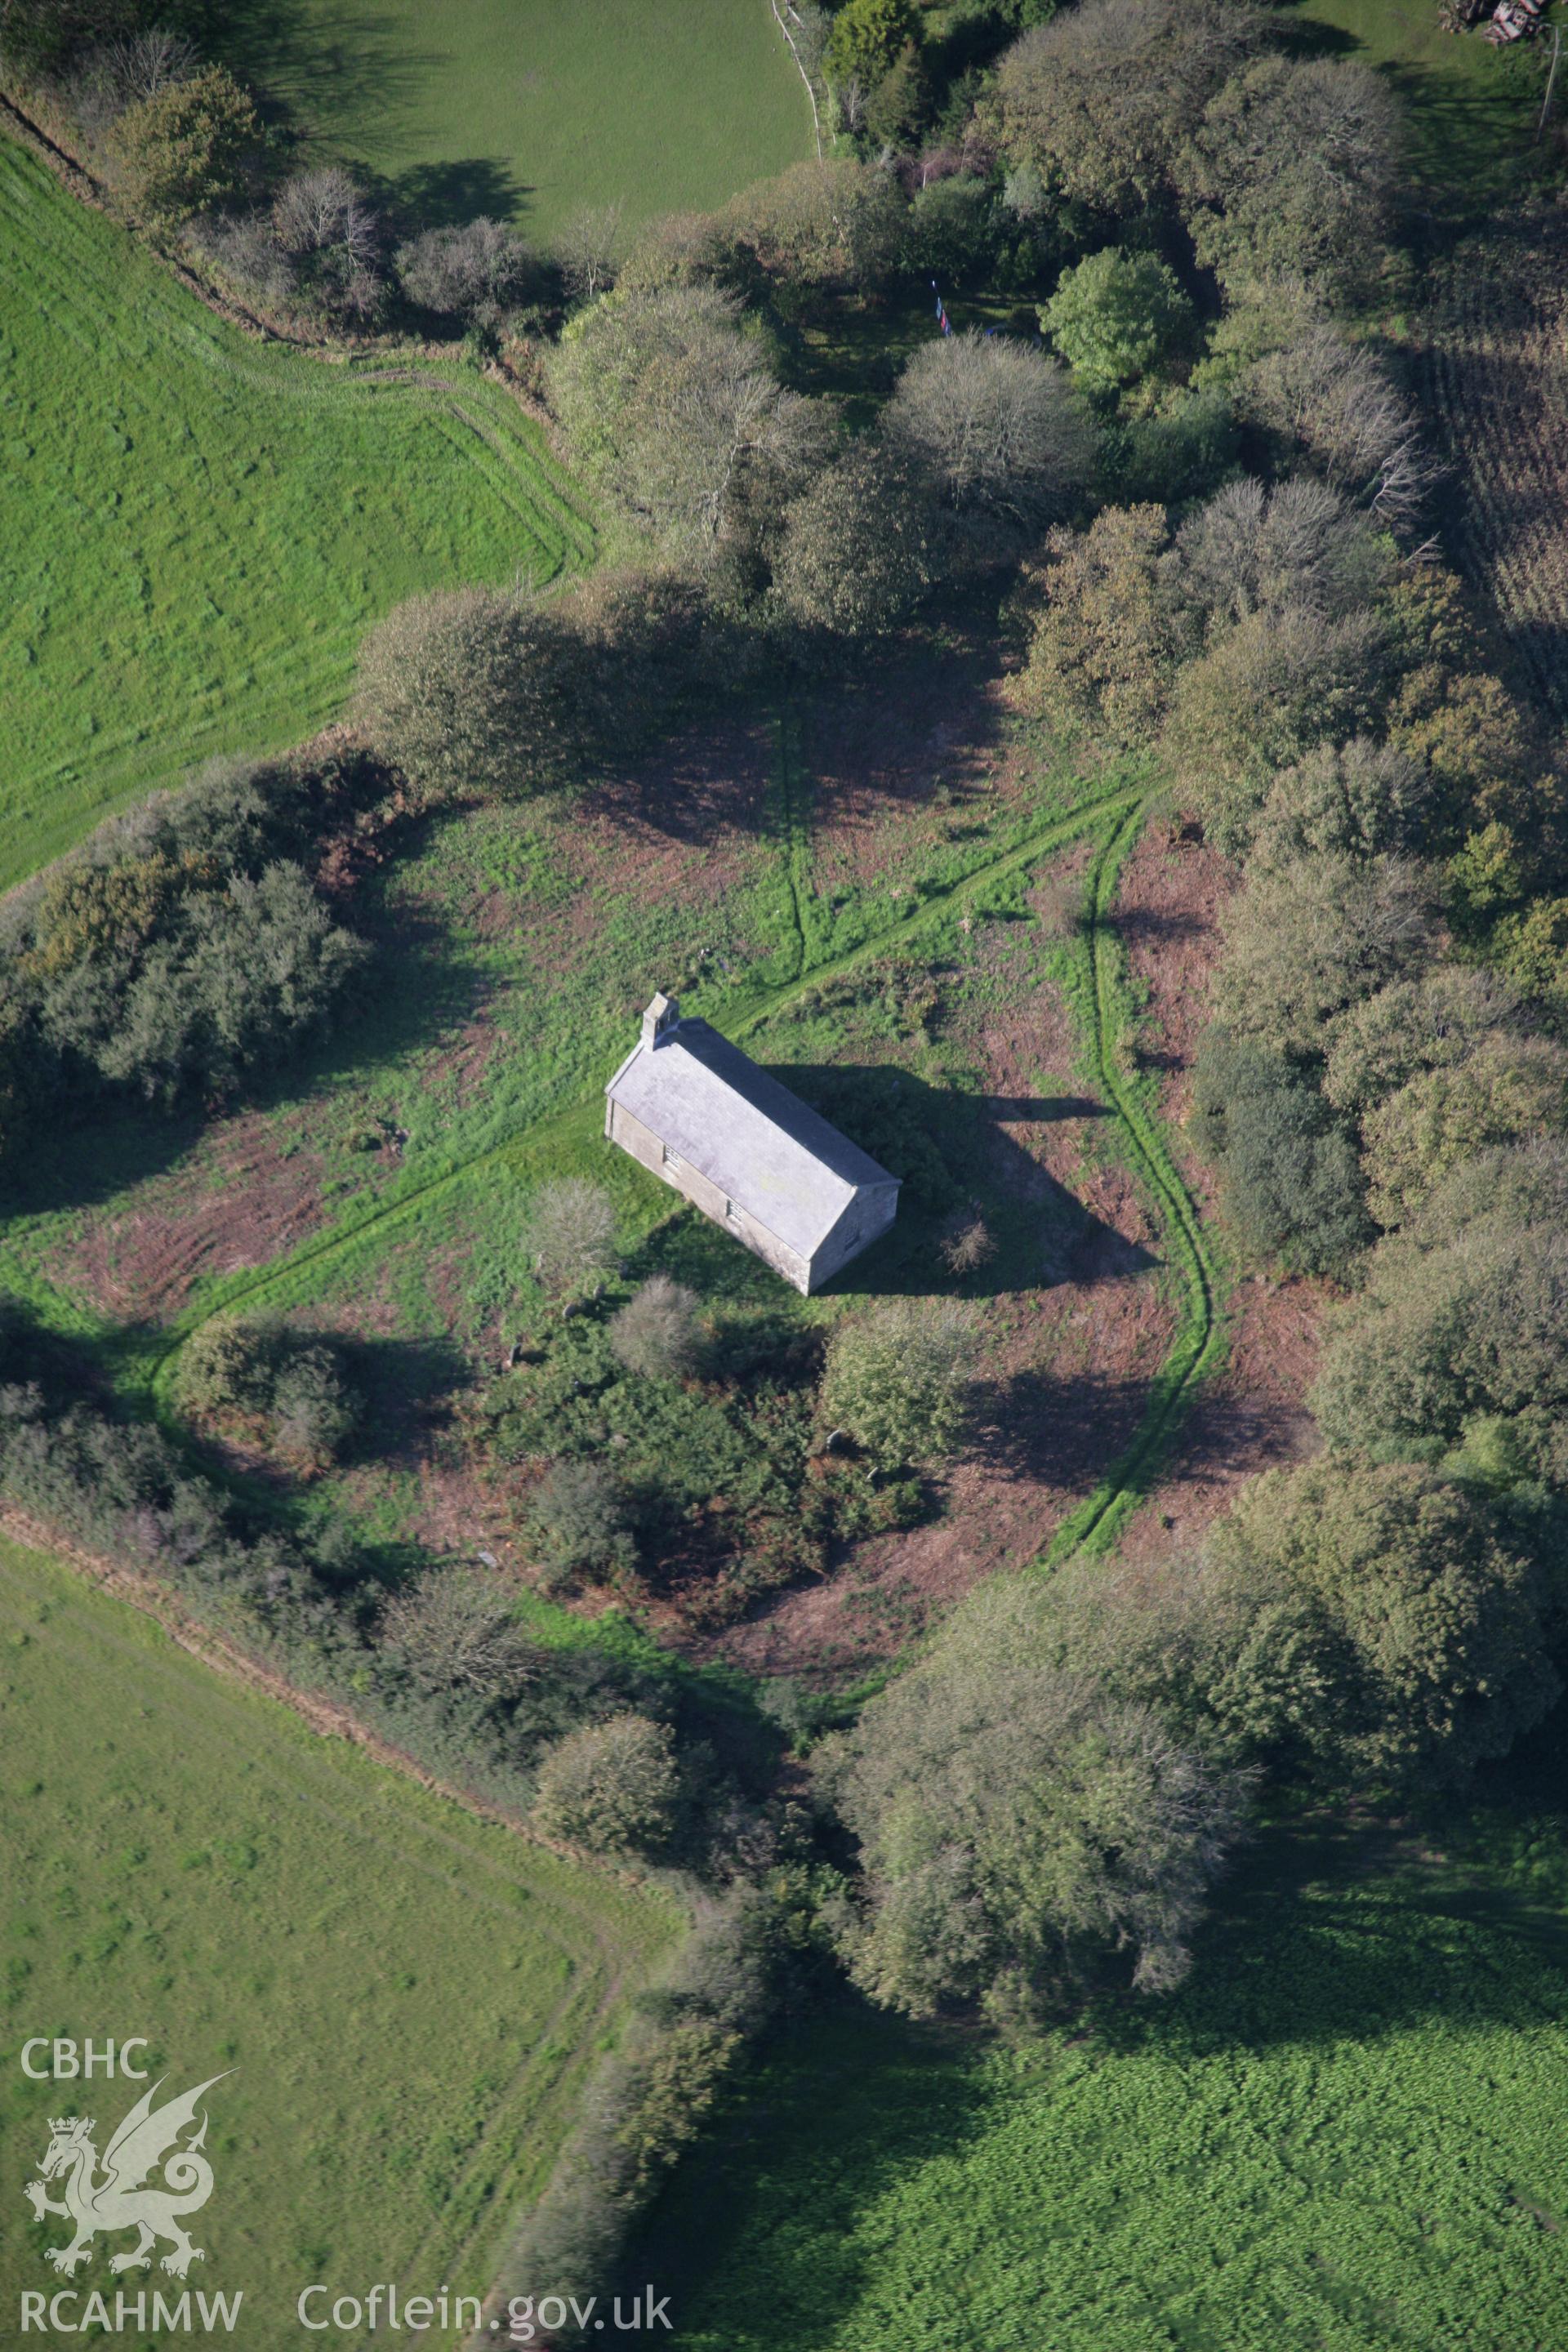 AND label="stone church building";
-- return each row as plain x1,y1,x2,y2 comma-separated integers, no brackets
604,994,900,1294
